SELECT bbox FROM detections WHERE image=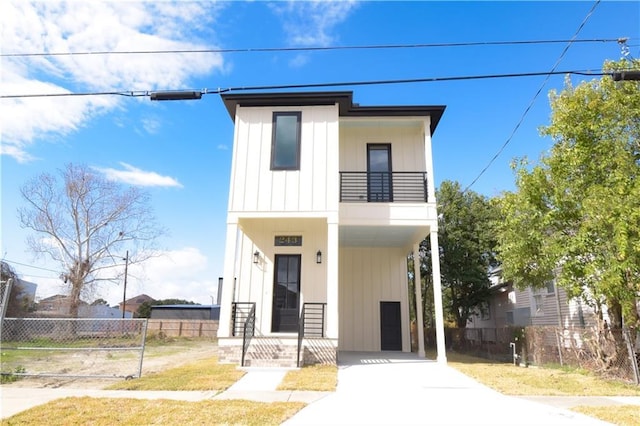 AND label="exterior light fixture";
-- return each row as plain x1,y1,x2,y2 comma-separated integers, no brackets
316,250,322,264
253,250,260,264
150,91,203,101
